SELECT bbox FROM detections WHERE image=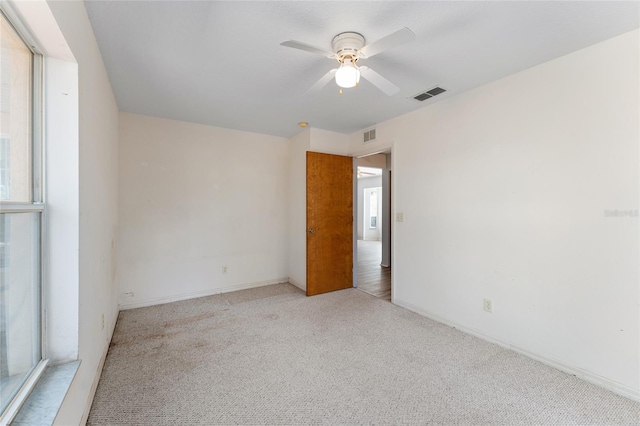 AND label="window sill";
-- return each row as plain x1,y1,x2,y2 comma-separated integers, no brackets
11,360,80,426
